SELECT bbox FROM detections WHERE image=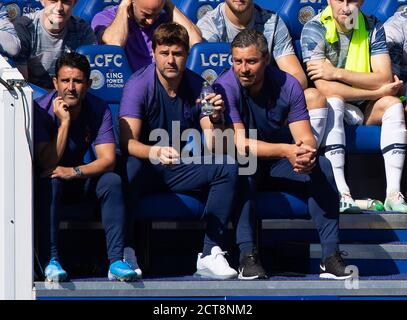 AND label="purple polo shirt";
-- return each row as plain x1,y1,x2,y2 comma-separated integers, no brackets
214,66,309,142
91,6,169,72
34,90,115,146
119,63,204,147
